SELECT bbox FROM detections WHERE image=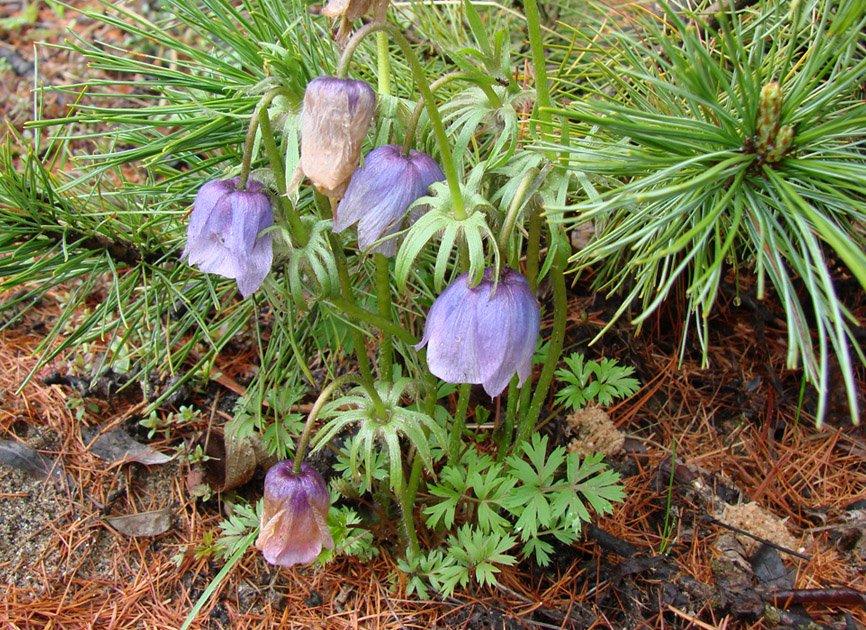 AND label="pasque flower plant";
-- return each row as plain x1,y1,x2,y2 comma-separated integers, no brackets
416,267,540,397
181,177,273,298
334,144,444,256
9,0,863,609
13,0,708,601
